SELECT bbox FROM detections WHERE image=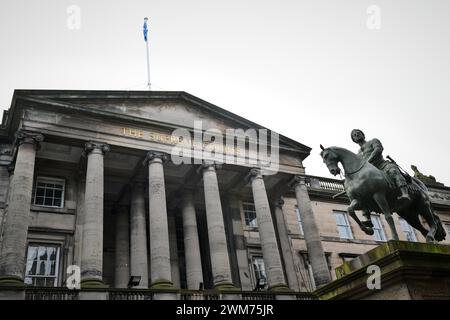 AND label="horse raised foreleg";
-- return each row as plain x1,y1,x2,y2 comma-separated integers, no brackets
347,199,374,235
361,208,374,229
373,192,399,240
